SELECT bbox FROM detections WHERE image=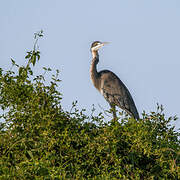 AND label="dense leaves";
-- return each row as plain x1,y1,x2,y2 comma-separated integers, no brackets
0,34,179,179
